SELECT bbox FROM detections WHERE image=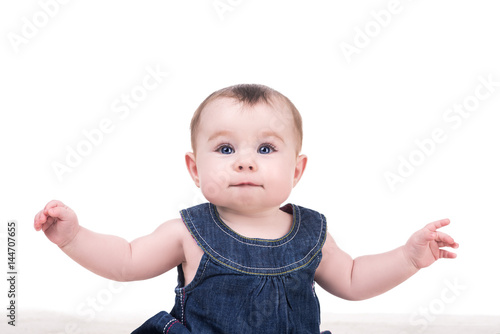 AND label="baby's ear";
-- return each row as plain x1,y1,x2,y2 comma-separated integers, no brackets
293,154,307,187
185,152,200,187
